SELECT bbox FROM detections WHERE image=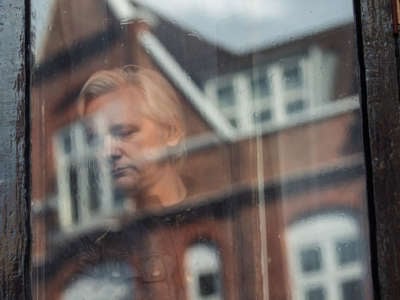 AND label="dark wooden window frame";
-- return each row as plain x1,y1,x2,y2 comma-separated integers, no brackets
354,0,400,299
0,0,31,299
0,0,399,298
